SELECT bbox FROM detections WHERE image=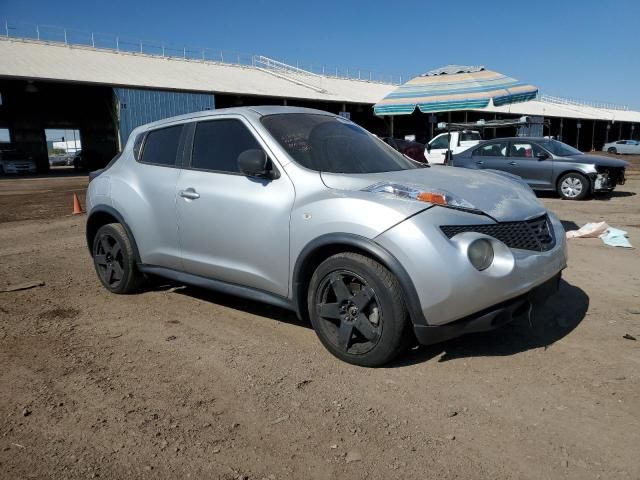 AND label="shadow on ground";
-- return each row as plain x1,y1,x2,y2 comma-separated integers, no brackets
561,220,580,231
536,190,636,200
149,276,588,368
153,281,307,329
389,279,589,367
